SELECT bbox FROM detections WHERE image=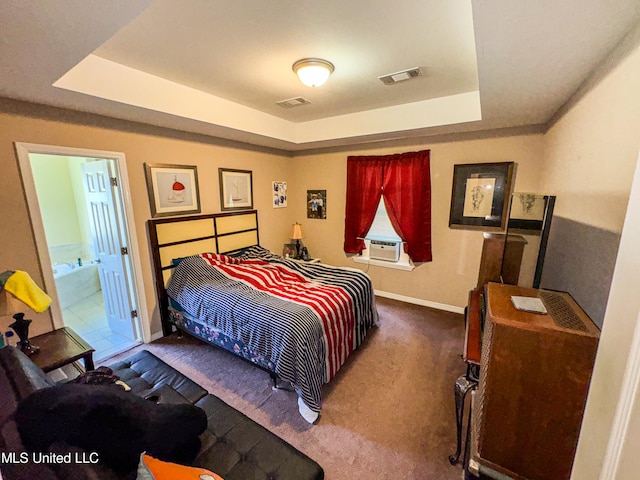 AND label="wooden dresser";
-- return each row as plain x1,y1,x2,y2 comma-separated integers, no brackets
469,283,600,480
